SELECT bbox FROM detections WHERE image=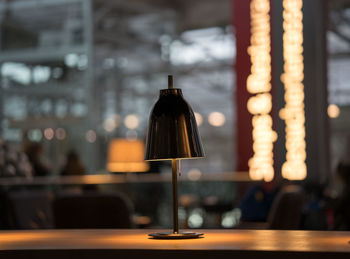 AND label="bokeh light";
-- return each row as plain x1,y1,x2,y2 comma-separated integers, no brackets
44,128,54,140
208,112,226,127
328,104,340,118
124,114,139,129
27,129,42,142
55,128,66,140
187,168,202,181
85,130,96,143
103,118,117,132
